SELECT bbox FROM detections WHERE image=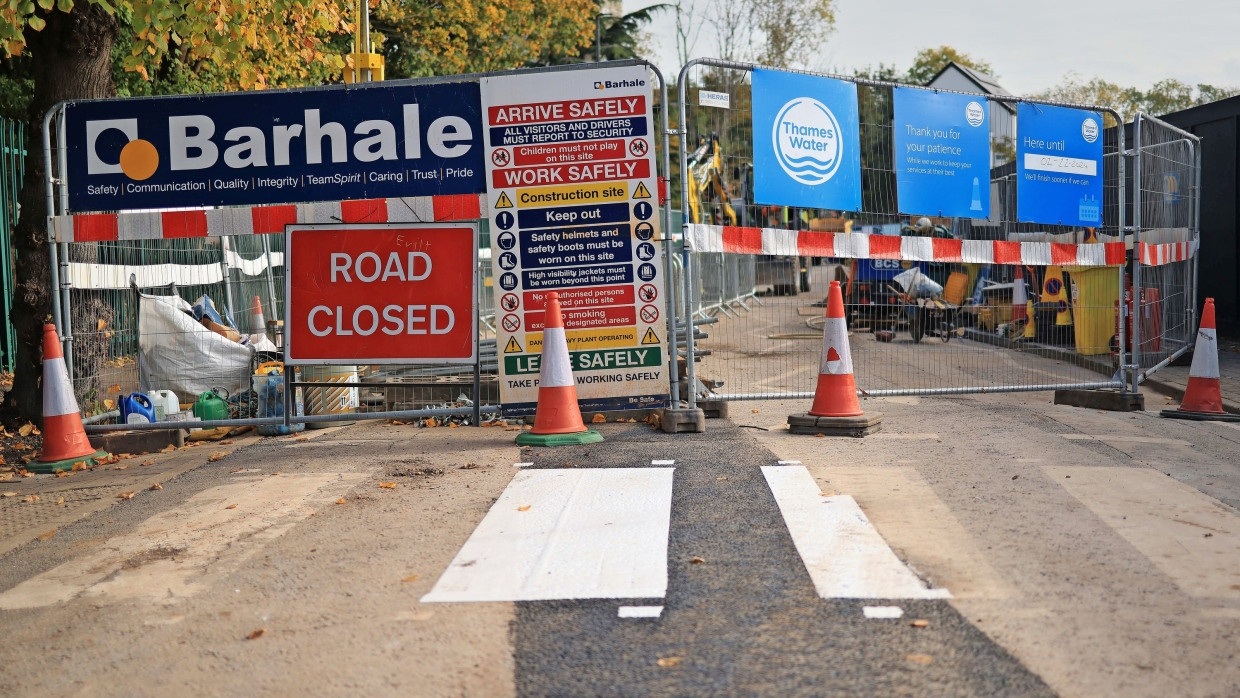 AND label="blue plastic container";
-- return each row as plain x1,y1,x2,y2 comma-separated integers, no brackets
120,393,156,424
